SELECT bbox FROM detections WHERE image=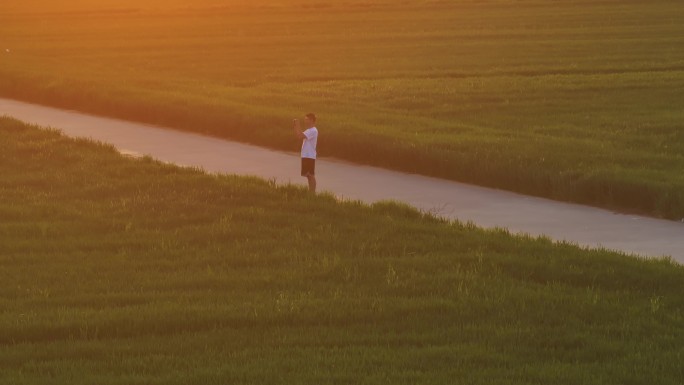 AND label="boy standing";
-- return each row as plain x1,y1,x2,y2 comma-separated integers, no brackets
293,113,318,193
